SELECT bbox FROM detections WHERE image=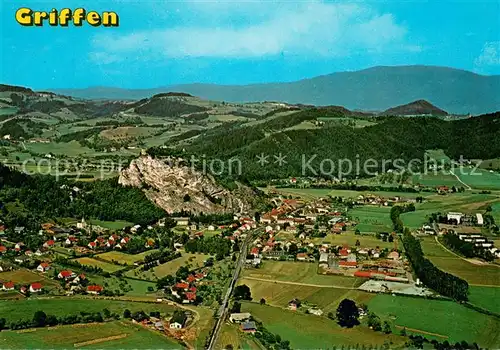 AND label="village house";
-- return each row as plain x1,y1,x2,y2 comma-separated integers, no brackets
169,313,188,329
229,313,251,323
172,217,189,226
296,253,309,261
86,285,103,295
37,262,50,273
308,308,323,316
288,299,301,311
2,281,15,291
388,251,400,260
241,321,257,333
58,270,76,280
43,240,55,249
30,282,42,293
182,292,196,304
